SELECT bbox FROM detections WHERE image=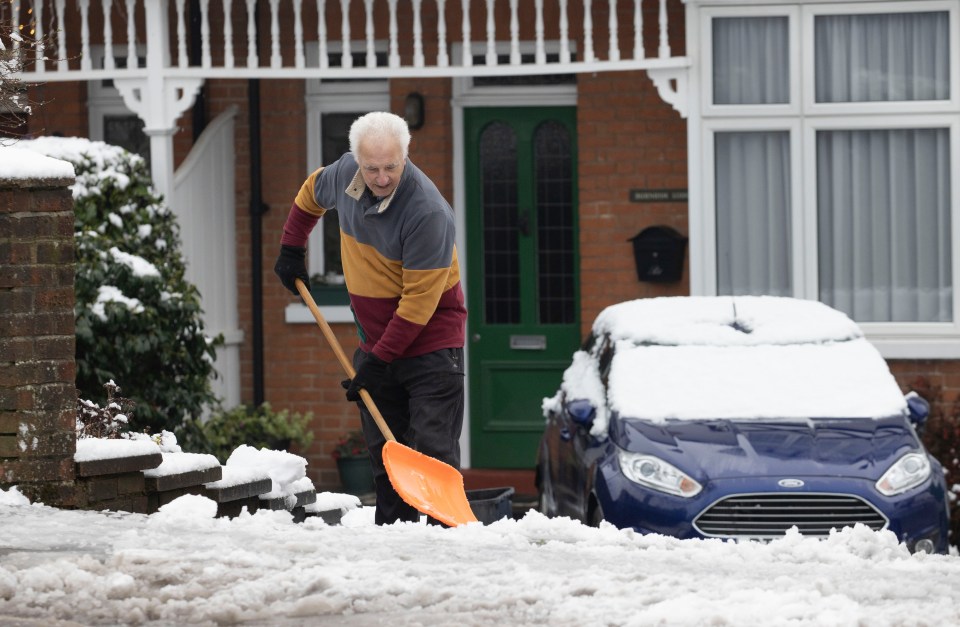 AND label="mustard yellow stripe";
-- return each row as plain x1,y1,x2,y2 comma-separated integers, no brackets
296,168,326,217
341,232,404,297
398,267,454,325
